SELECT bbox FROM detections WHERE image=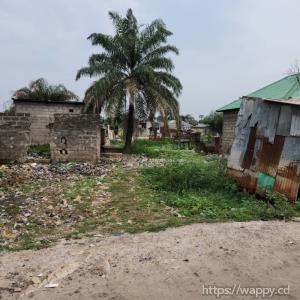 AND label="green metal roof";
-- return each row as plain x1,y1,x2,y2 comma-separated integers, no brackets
217,75,300,112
